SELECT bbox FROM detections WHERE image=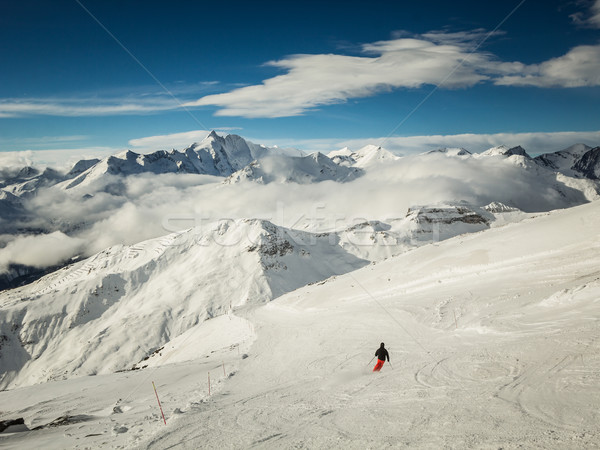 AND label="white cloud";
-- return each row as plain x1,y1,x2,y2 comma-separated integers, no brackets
0,81,225,118
495,45,600,87
0,147,122,171
0,231,84,272
0,150,35,170
0,96,181,118
187,35,492,118
187,28,600,118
